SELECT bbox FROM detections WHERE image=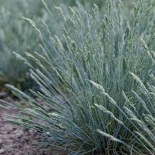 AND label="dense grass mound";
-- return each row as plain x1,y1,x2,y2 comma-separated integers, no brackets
4,0,155,154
